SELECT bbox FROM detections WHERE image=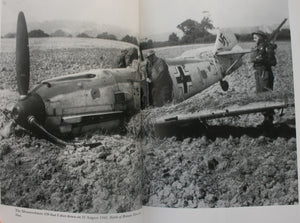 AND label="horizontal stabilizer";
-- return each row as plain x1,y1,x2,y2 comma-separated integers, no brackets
154,101,293,126
216,48,252,56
